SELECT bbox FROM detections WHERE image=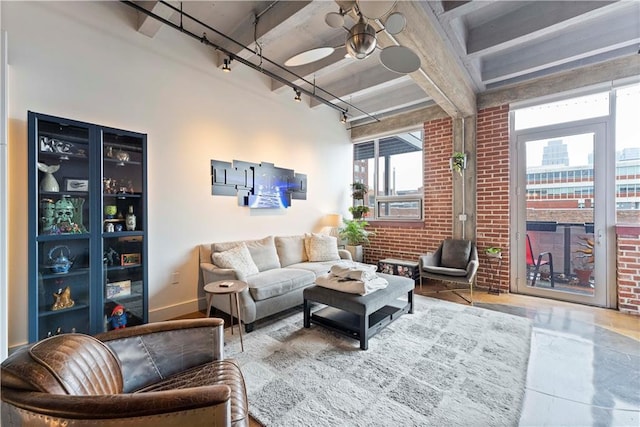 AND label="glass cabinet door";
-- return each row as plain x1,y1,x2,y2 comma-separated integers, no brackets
102,130,146,331
32,117,92,340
